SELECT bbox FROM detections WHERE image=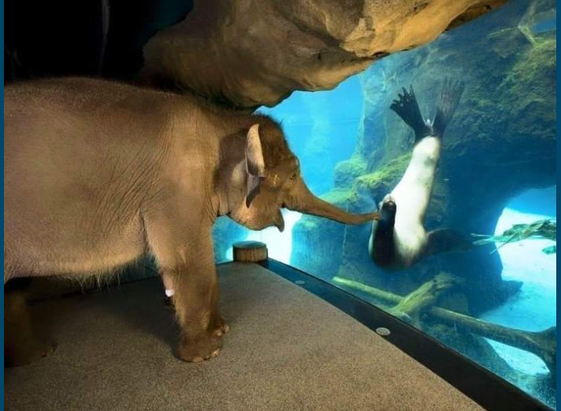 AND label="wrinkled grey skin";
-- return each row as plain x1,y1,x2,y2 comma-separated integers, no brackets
4,77,378,364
